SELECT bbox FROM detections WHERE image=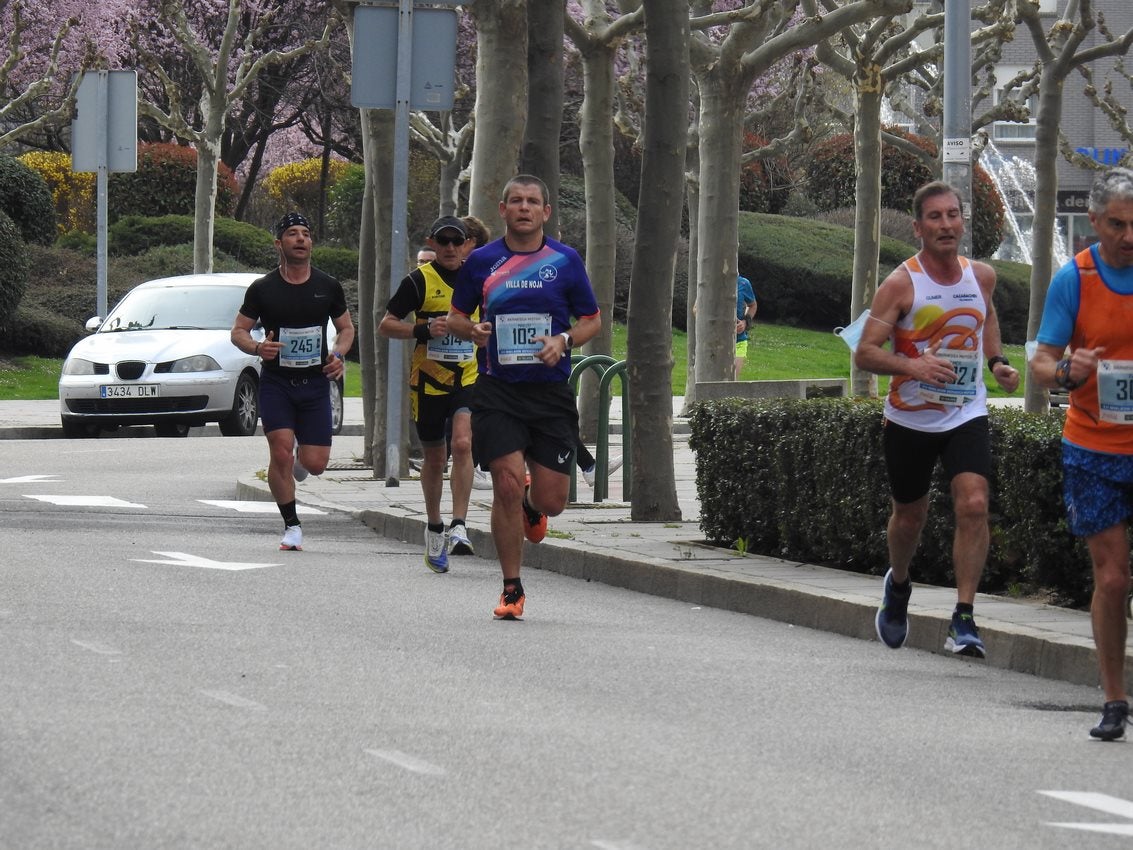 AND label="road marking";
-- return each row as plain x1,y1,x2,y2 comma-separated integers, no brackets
25,494,147,509
131,551,281,571
199,689,266,711
591,841,650,850
71,639,122,656
198,500,326,515
1040,790,1133,835
1,475,61,483
365,748,447,776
